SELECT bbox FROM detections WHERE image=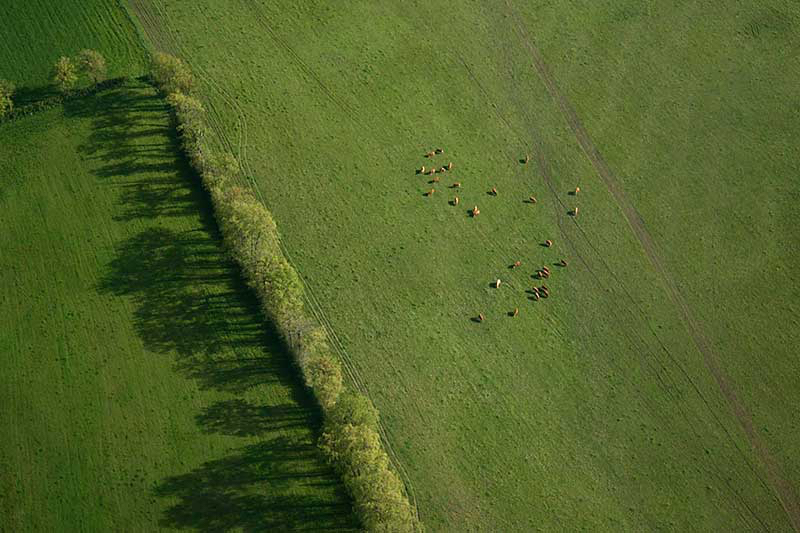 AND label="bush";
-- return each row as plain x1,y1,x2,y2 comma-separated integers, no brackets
151,52,193,95
53,56,77,93
0,79,14,119
78,49,107,83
